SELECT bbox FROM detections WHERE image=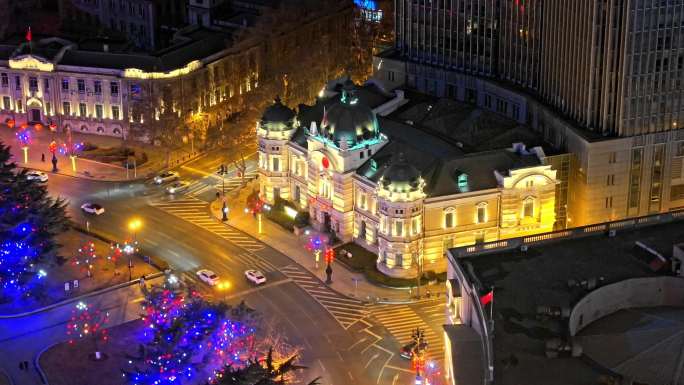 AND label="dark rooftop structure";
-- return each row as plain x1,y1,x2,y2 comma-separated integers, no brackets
448,212,684,385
